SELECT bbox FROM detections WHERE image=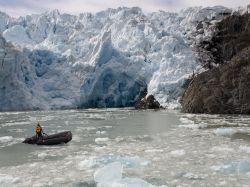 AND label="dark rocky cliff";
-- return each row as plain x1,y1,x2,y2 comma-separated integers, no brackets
135,88,161,109
181,13,250,114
